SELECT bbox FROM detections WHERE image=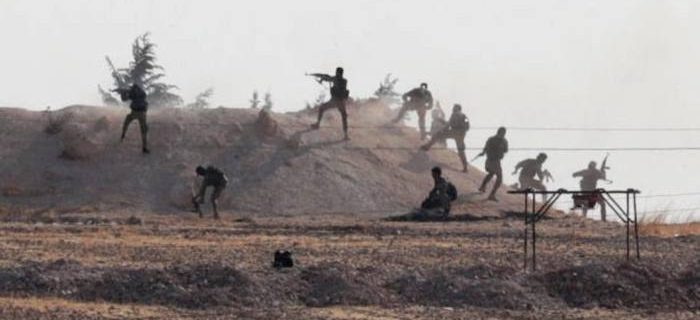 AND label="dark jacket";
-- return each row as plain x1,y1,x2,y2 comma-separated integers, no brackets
402,88,433,109
483,136,508,160
516,159,543,180
125,85,148,112
330,77,349,100
448,111,469,132
203,166,228,186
